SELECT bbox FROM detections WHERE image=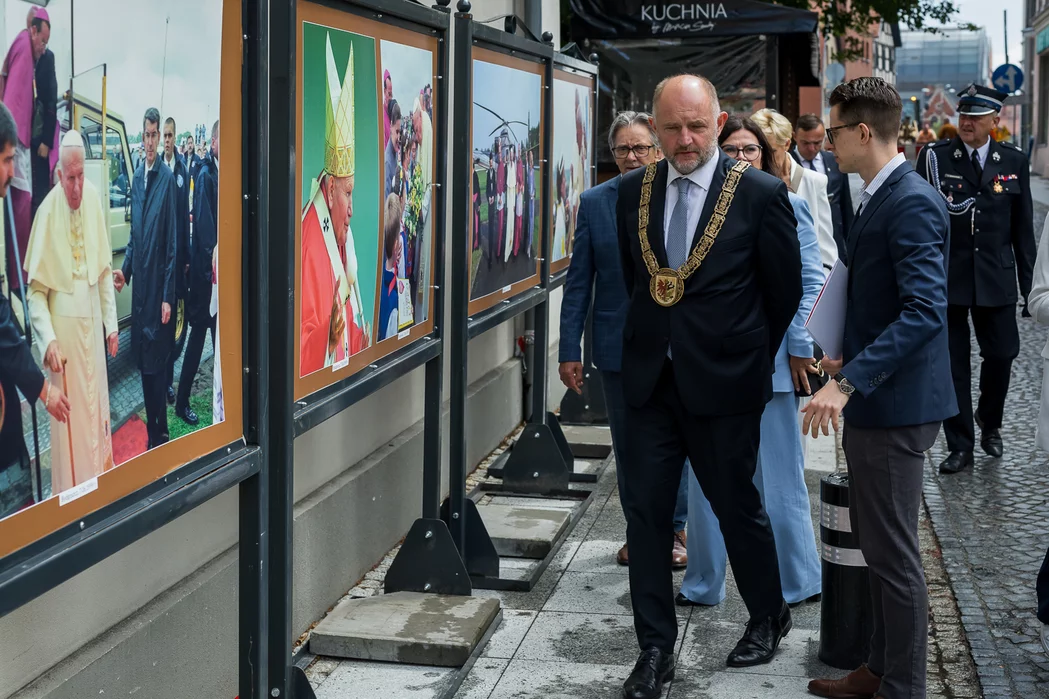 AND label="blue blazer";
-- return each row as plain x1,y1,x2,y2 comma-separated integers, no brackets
772,193,824,393
840,161,958,428
558,176,629,372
